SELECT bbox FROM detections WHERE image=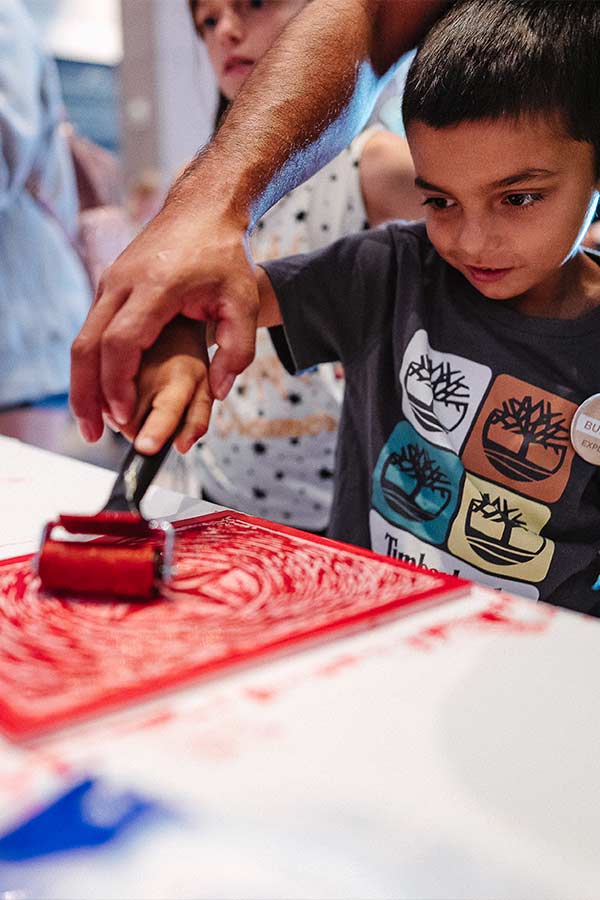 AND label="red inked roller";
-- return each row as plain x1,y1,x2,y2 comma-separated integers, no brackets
36,435,175,601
